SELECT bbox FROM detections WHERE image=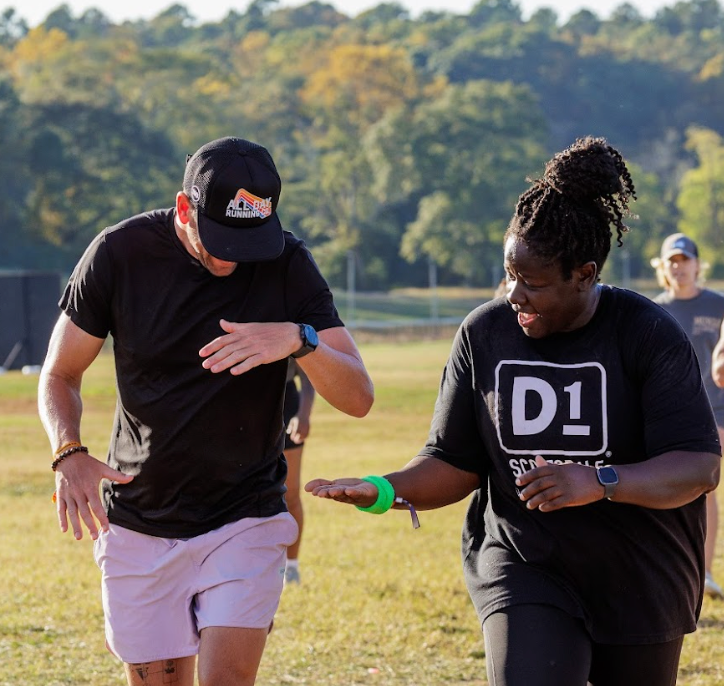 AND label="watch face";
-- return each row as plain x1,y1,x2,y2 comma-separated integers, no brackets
303,324,319,348
597,466,618,485
292,323,319,358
